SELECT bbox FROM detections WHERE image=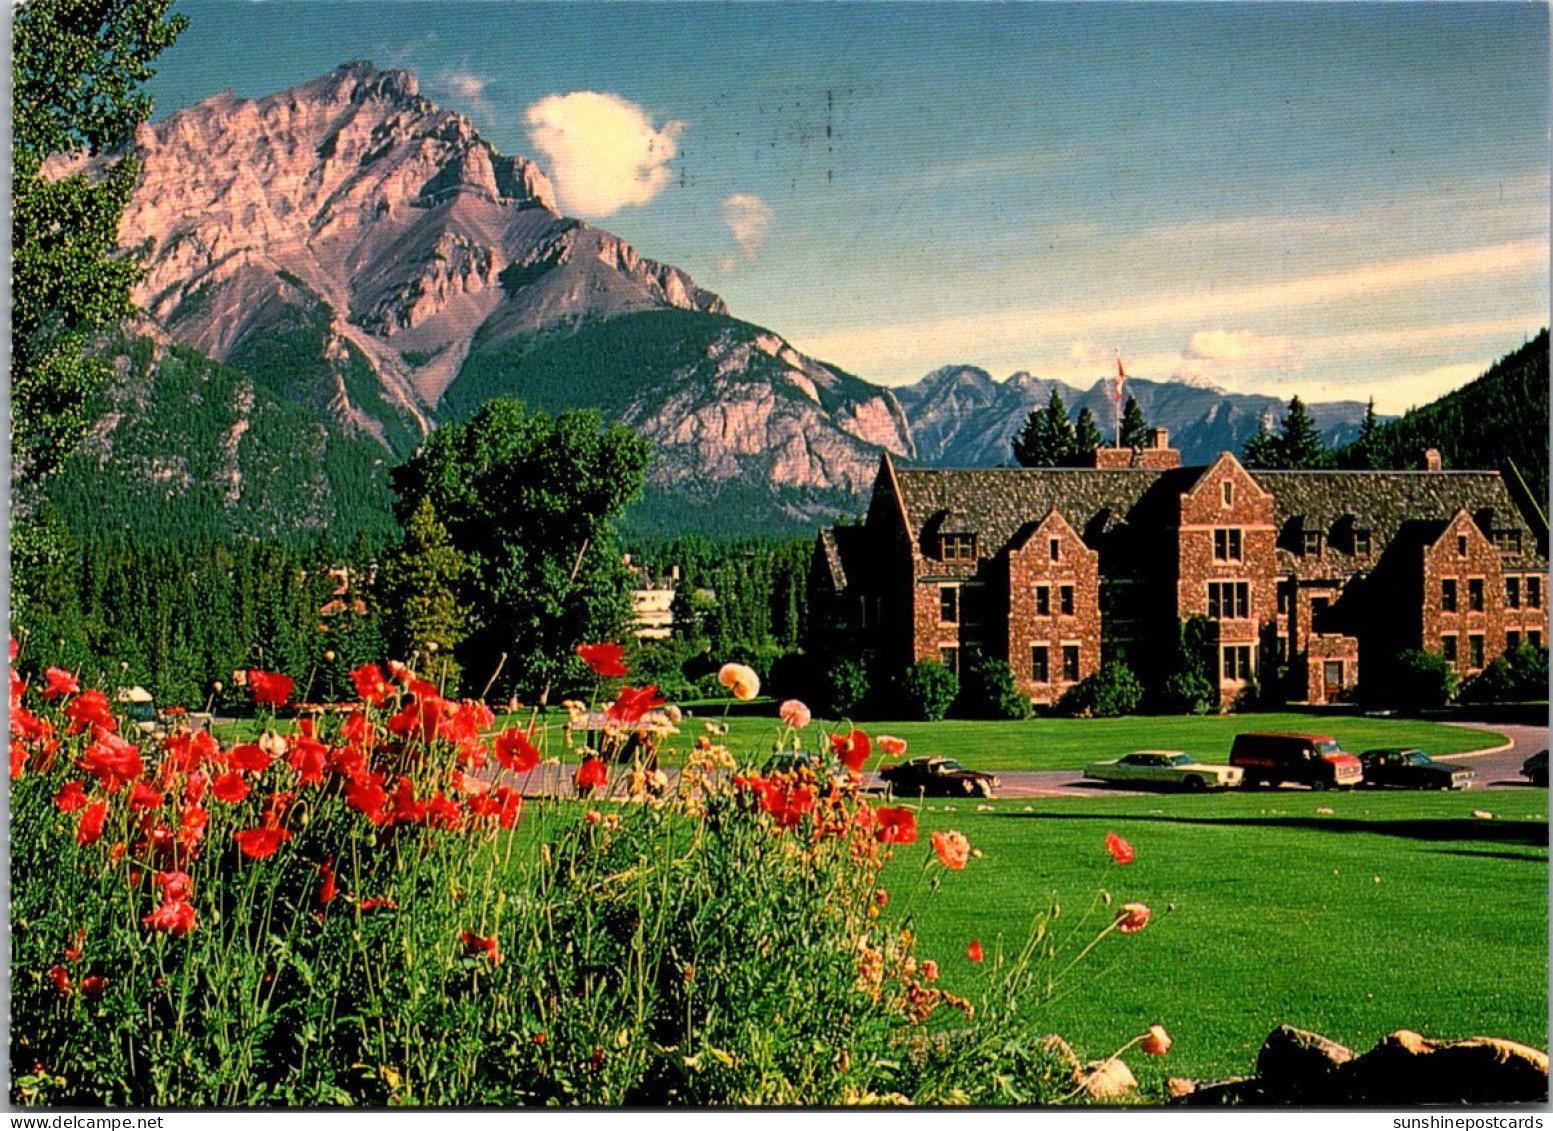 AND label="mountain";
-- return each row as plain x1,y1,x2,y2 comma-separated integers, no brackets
894,365,1370,468
58,61,910,534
